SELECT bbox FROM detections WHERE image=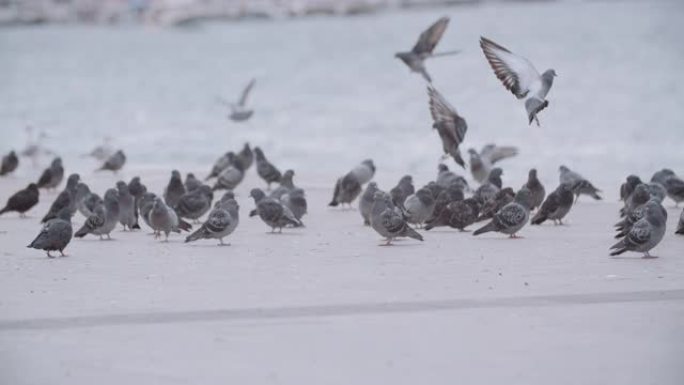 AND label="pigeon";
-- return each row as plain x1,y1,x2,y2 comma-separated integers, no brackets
423,181,446,201
427,86,467,168
404,187,436,228
395,16,459,82
281,188,307,222
98,150,126,172
620,175,643,202
486,168,503,189
225,78,256,122
175,185,214,223
359,182,381,225
84,138,113,161
390,175,415,209
185,198,240,245
425,197,480,231
249,188,301,232
660,172,684,206
212,159,245,191
184,173,202,192
650,169,675,185
477,187,515,222
329,160,376,207
75,183,102,219
531,183,575,225
254,147,282,189
646,182,666,204
427,181,465,223
116,181,139,230
138,192,158,231
41,173,80,223
435,164,468,190
0,150,18,176
27,207,72,258
236,143,254,170
147,197,192,241
676,208,684,235
522,168,545,211
36,157,64,190
0,183,39,217
270,169,296,200
74,188,120,240
164,170,186,207
559,165,602,201
369,191,424,245
610,201,667,258
468,145,518,184
215,191,236,208
480,36,557,126
614,198,664,239
621,184,651,218
206,152,233,180
473,188,531,238
473,169,504,205
20,127,52,166
127,176,146,223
